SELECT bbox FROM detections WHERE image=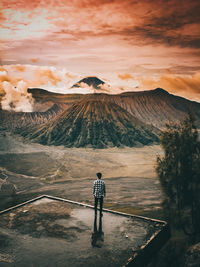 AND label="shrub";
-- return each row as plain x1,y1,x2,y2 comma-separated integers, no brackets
156,115,200,241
